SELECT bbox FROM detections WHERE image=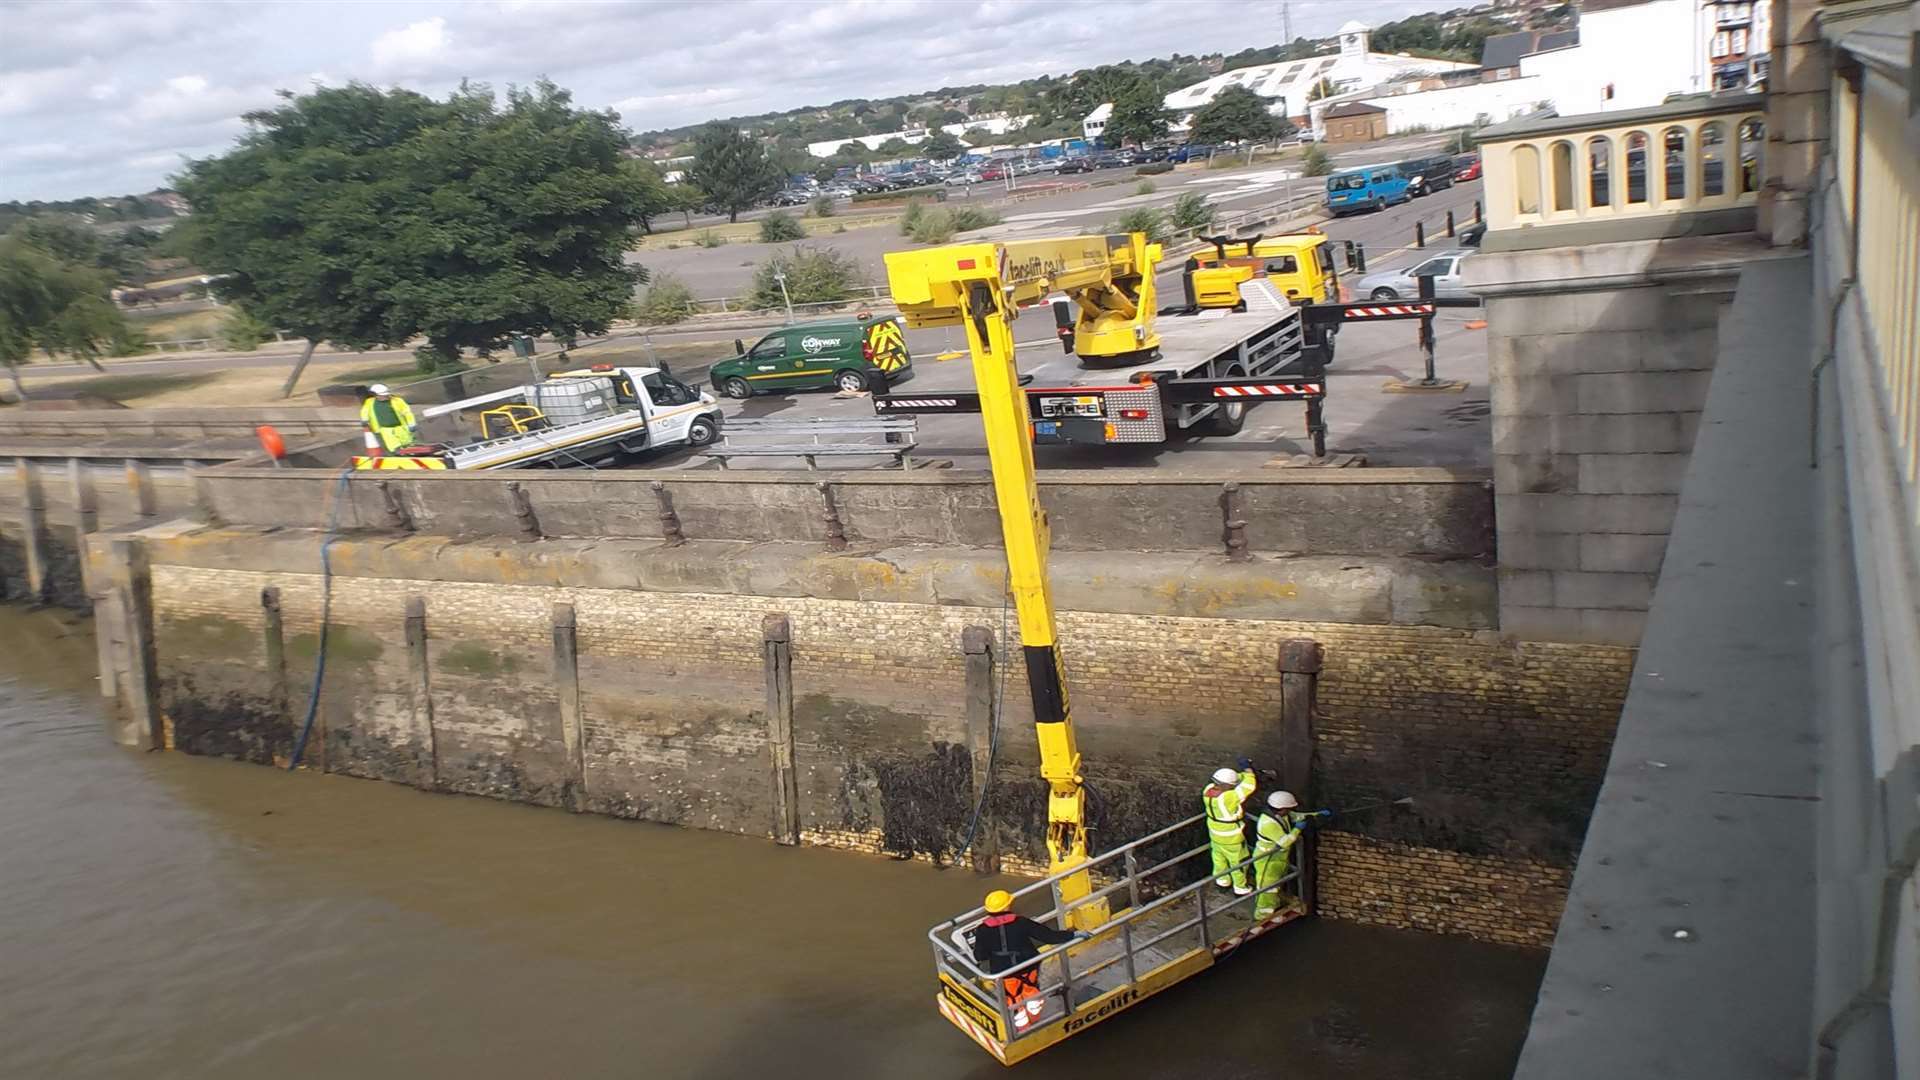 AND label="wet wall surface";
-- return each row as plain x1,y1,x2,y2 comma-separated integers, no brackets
0,608,1544,1079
